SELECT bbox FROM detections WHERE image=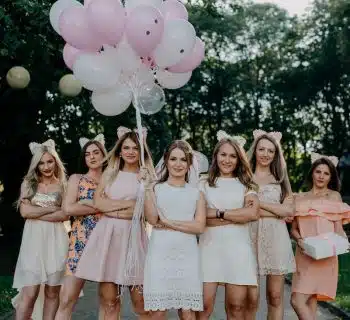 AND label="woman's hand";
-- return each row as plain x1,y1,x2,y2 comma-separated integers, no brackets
296,238,305,251
78,199,95,208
